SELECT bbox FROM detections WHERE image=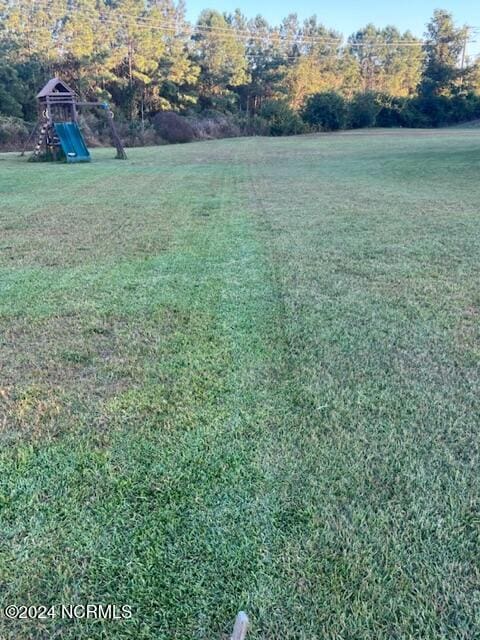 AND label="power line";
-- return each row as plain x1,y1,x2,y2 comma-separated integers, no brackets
7,1,478,49
100,16,426,46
